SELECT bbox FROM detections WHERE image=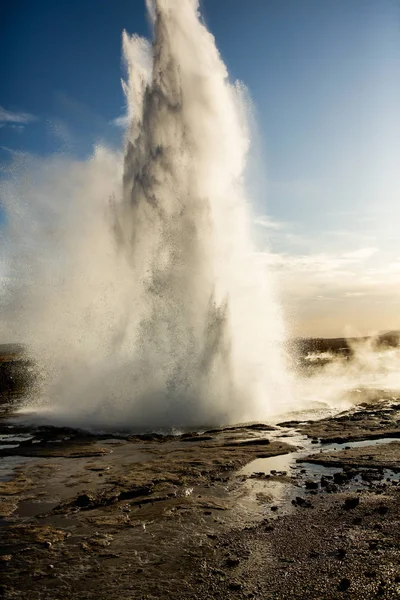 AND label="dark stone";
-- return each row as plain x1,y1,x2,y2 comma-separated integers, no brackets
338,578,351,592
294,496,312,508
74,493,95,508
228,581,243,591
333,472,348,485
343,497,359,510
305,480,318,490
181,435,214,443
226,557,240,568
226,438,270,447
376,584,385,596
376,504,389,515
